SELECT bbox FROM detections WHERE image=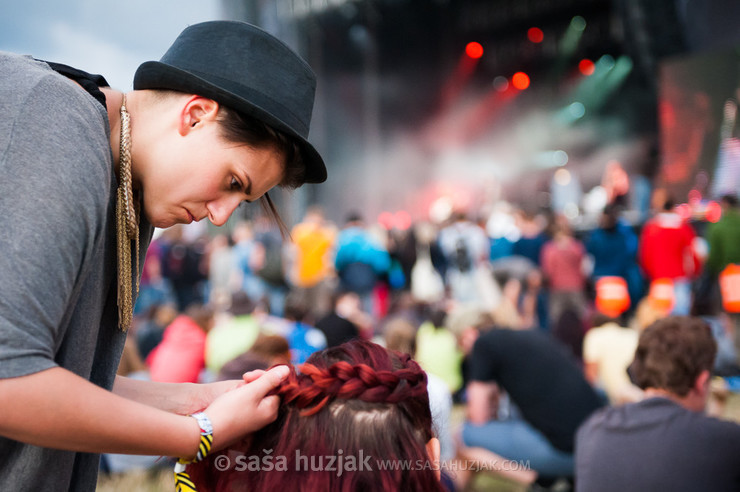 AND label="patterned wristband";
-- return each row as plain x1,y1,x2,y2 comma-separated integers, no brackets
174,412,214,492
187,411,214,463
